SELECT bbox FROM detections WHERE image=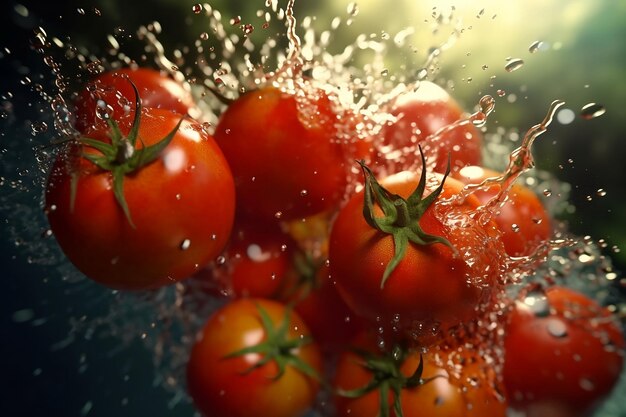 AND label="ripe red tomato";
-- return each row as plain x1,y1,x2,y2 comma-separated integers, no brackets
333,336,507,417
45,107,235,290
503,286,625,417
289,264,365,350
329,165,505,343
219,221,298,299
453,166,551,257
74,67,196,132
214,85,370,222
186,298,323,417
377,81,483,175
